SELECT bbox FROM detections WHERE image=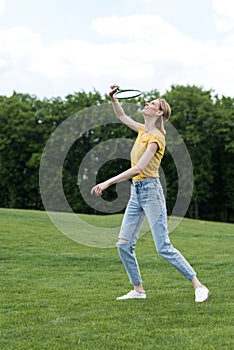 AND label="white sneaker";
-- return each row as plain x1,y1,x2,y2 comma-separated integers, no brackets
116,290,146,300
195,286,210,302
